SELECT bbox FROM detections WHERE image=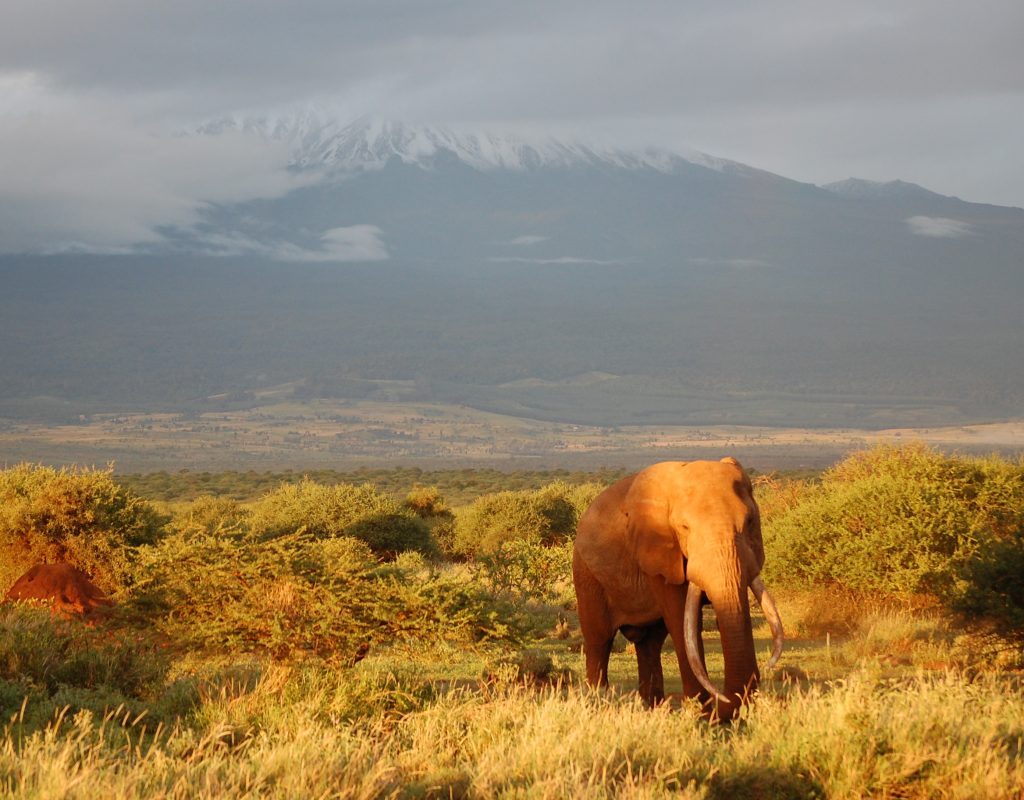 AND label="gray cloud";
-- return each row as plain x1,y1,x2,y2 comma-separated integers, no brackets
905,216,974,238
501,235,550,246
487,256,626,265
688,257,772,269
0,102,312,252
5,2,1021,120
194,225,389,262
